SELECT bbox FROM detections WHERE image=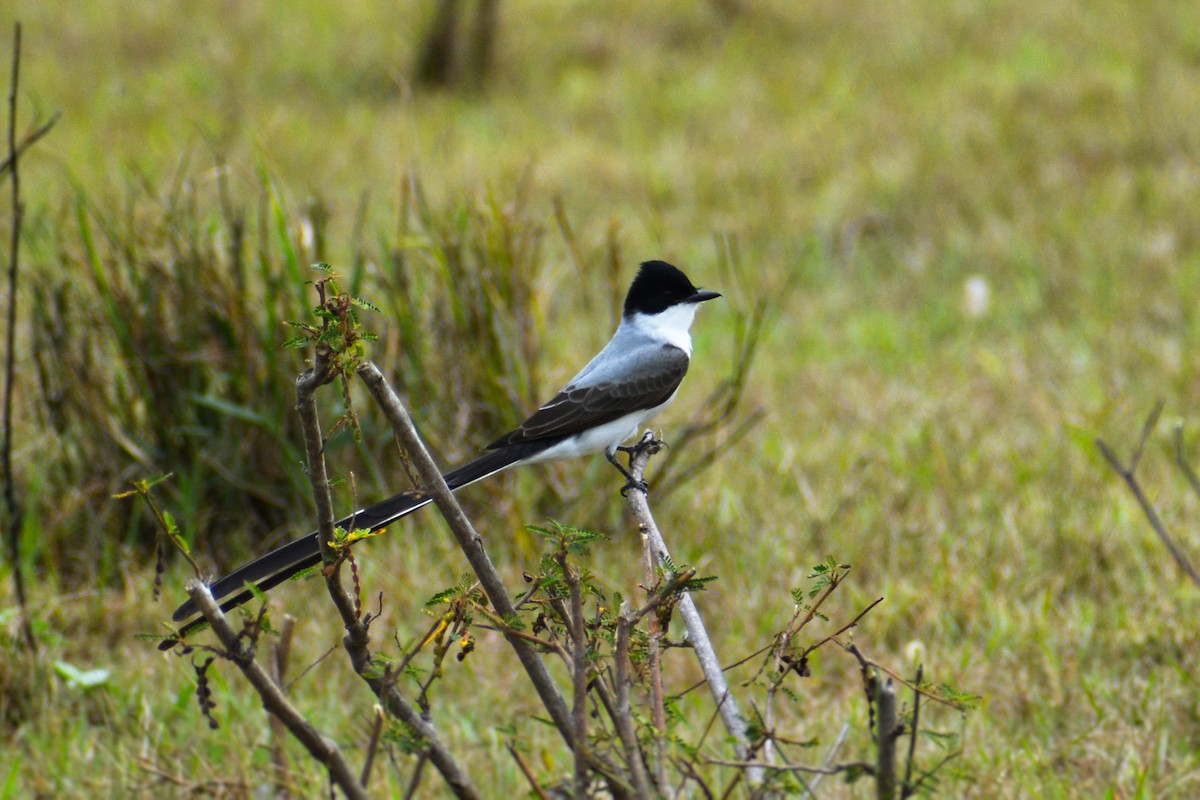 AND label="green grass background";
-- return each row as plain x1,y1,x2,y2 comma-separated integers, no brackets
3,0,1200,796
